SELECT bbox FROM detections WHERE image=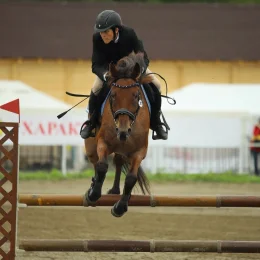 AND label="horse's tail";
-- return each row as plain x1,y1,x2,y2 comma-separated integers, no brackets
121,162,150,195
137,165,151,195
